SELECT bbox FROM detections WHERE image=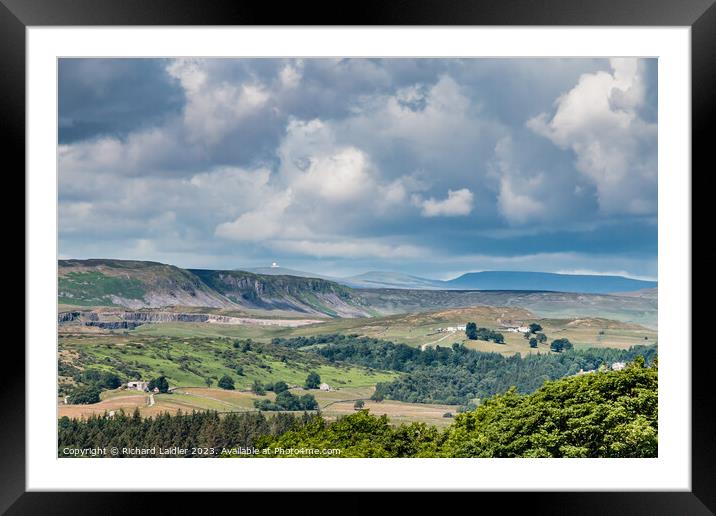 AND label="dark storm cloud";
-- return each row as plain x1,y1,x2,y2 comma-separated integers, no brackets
59,58,185,143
